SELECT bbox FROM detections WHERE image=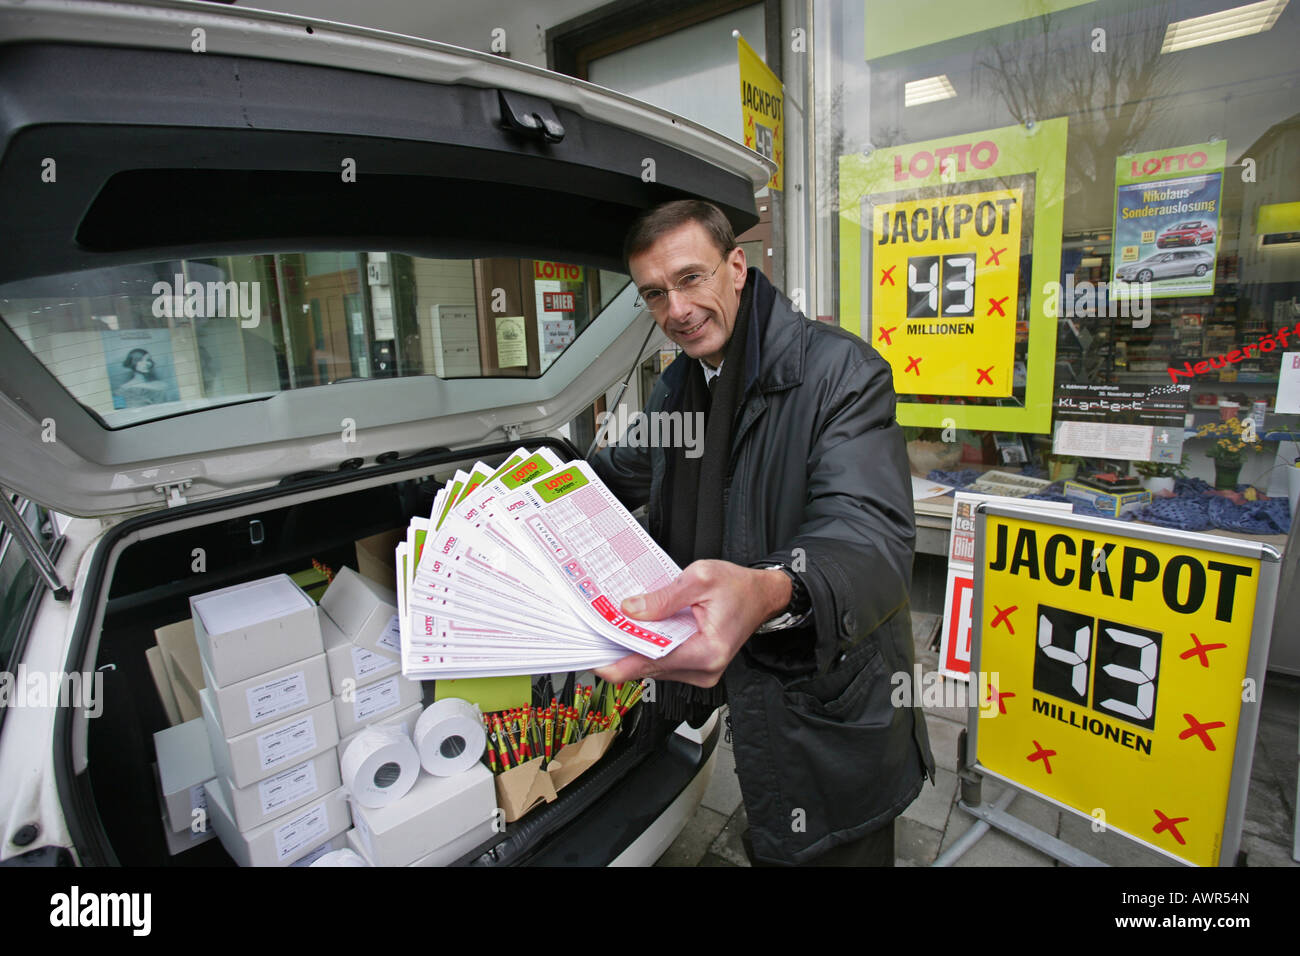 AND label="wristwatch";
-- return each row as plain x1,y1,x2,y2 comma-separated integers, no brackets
753,563,812,633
